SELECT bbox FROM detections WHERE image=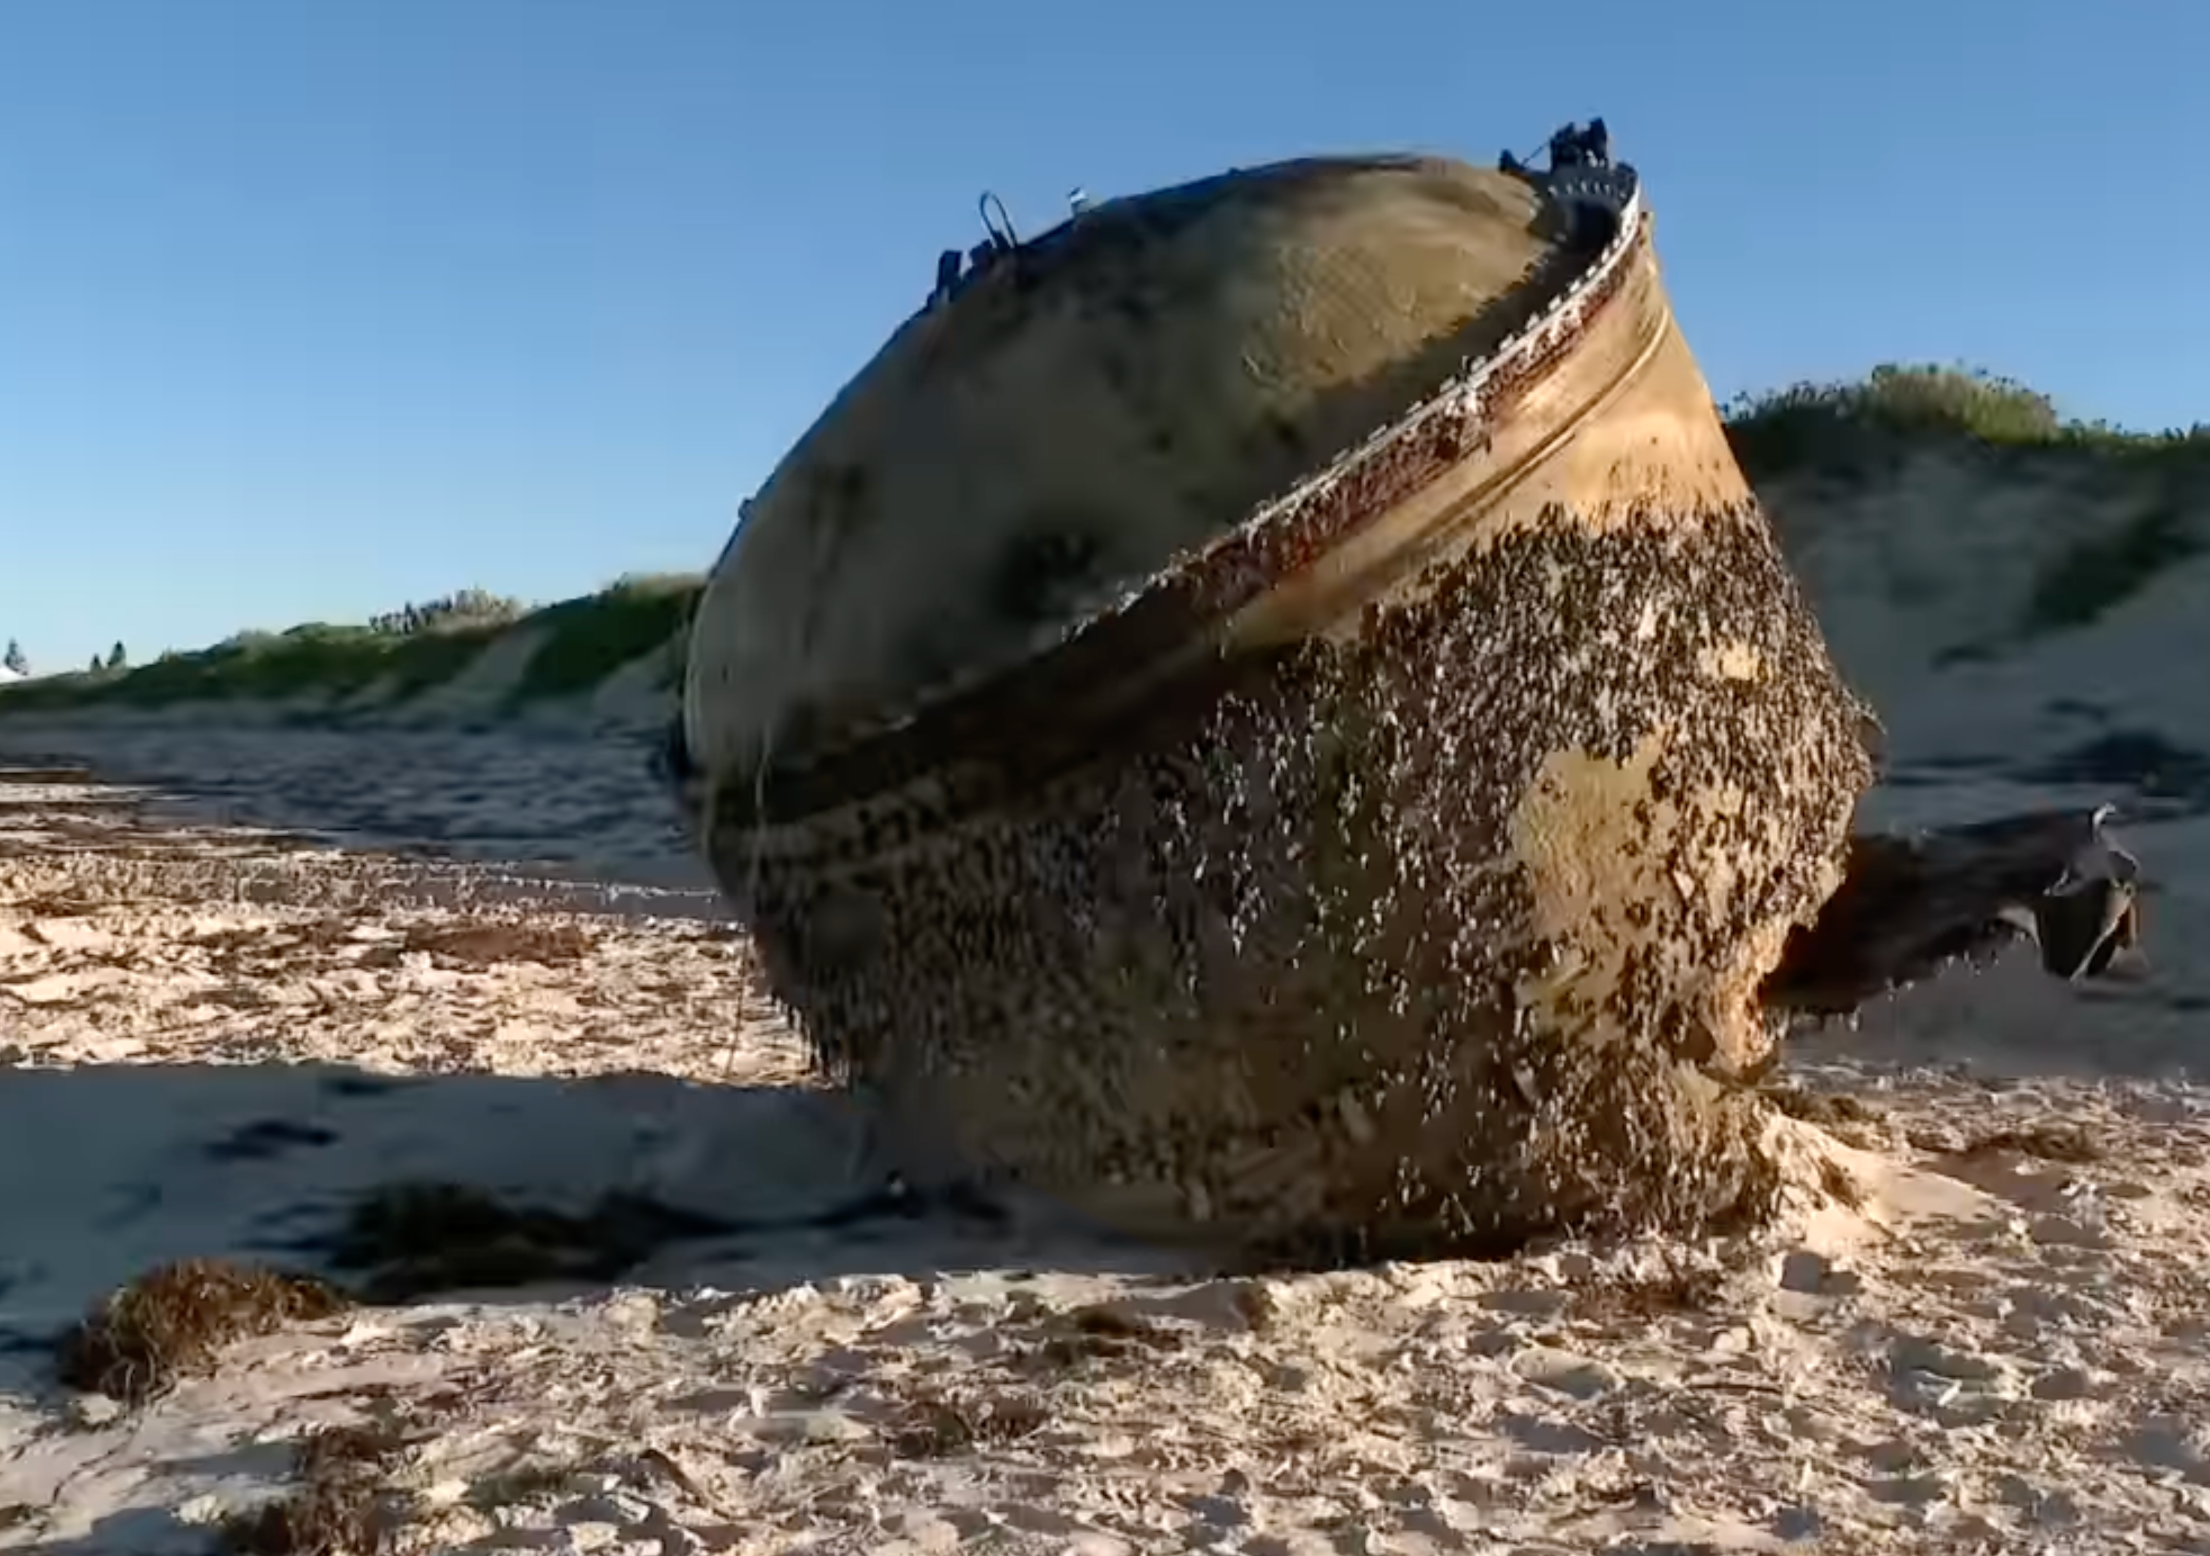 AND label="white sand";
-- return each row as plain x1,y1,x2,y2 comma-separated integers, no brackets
3,475,2210,1552
0,744,2204,1554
